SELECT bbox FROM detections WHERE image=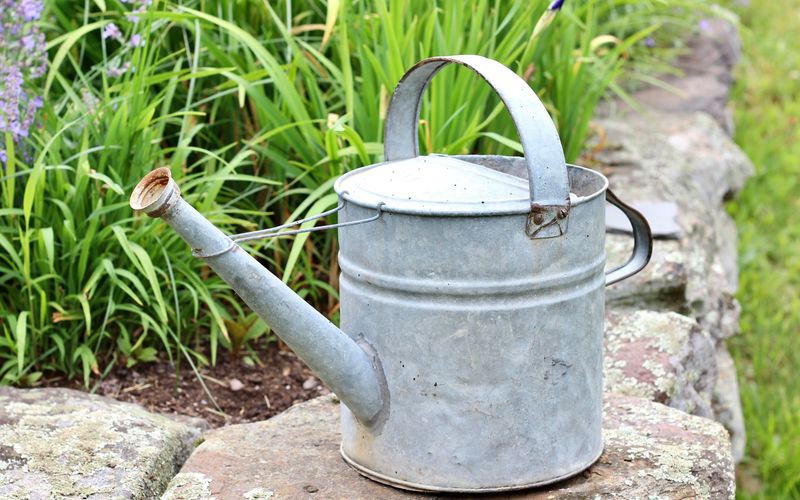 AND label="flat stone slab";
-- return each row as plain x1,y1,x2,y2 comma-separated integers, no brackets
606,201,682,239
163,395,734,499
0,387,206,499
